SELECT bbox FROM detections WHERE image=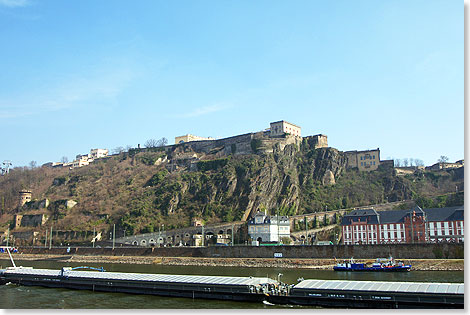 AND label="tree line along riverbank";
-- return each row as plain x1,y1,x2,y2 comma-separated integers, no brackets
0,253,463,271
